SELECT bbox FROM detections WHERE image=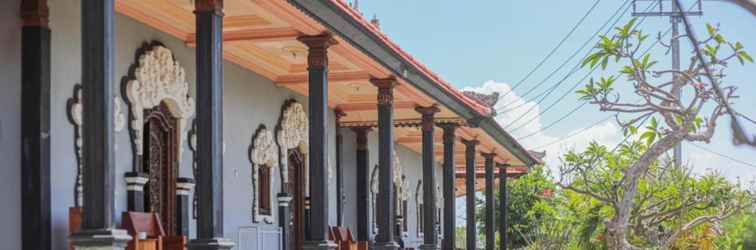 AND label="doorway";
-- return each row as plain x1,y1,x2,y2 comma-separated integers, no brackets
287,149,306,250
142,102,179,236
